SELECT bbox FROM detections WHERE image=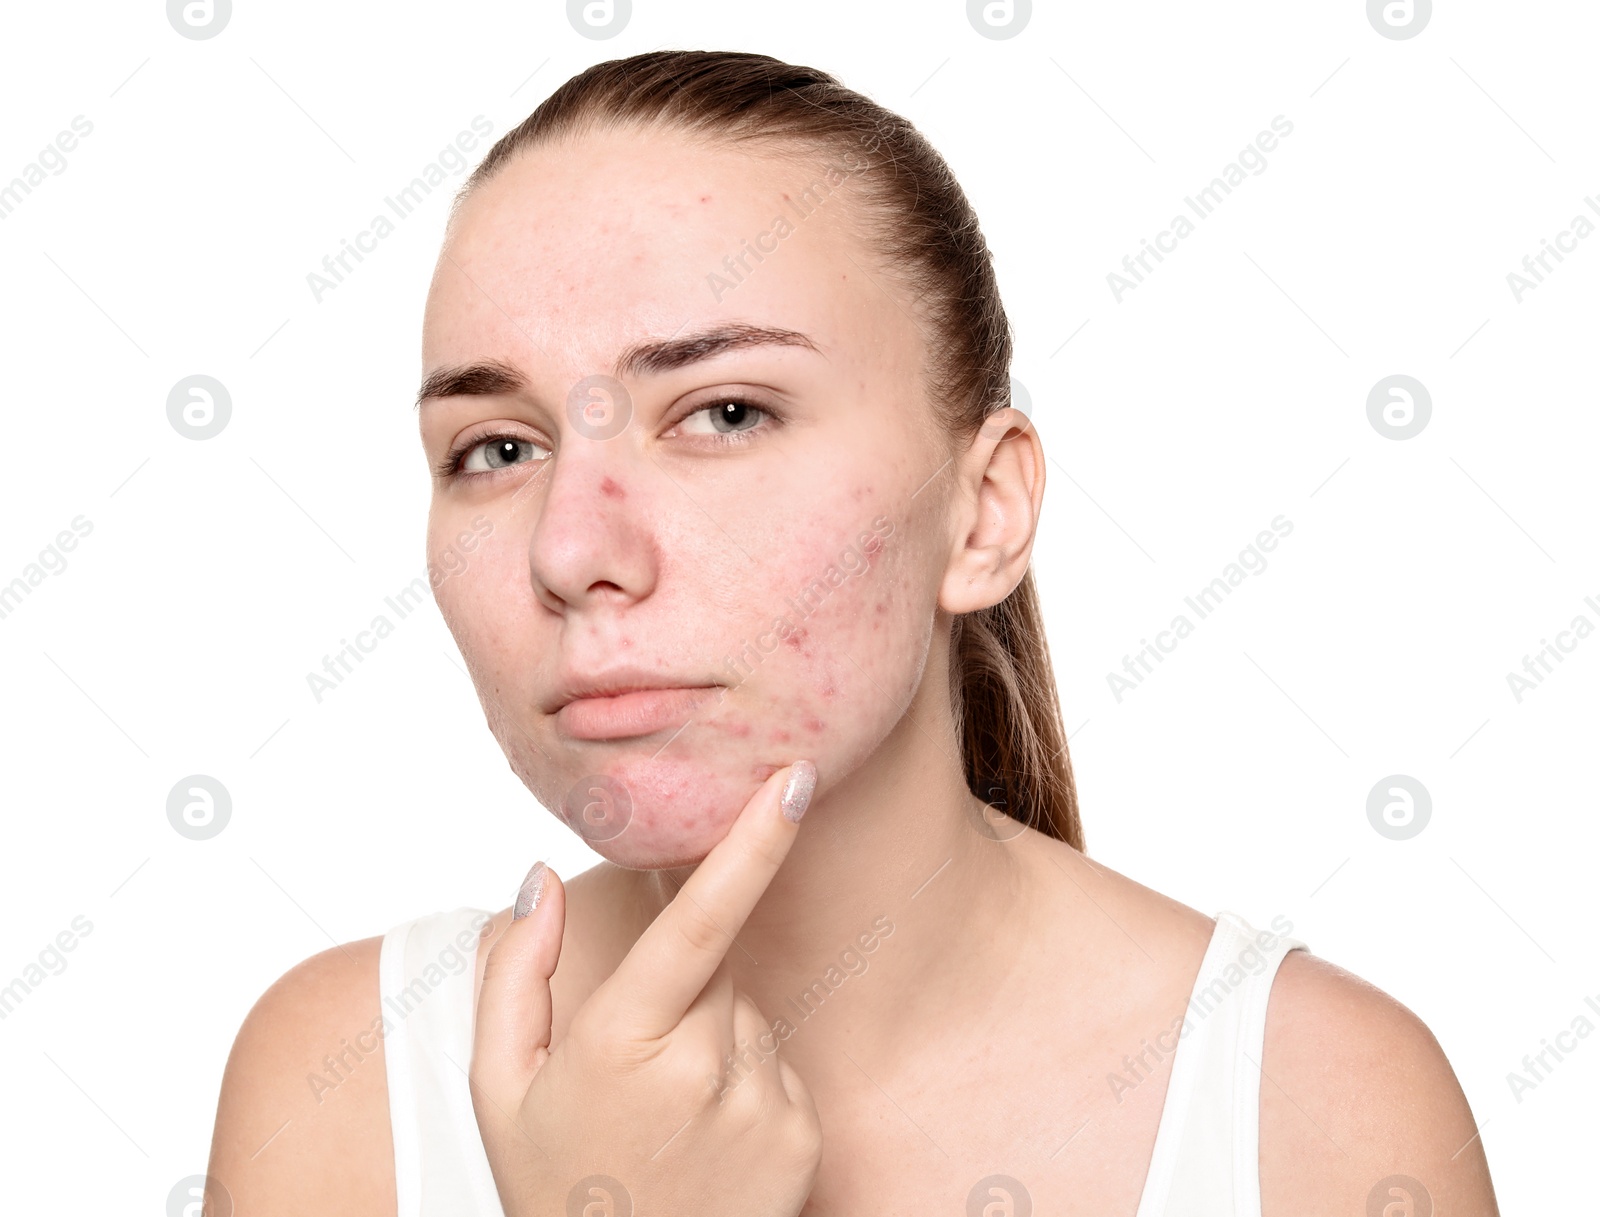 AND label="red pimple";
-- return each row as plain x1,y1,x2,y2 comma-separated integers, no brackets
599,477,625,500
773,728,792,743
803,716,825,734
